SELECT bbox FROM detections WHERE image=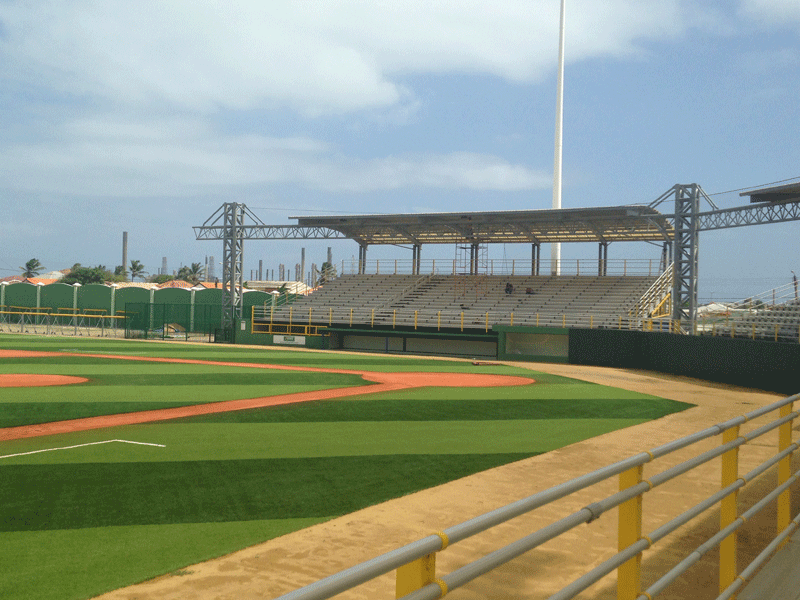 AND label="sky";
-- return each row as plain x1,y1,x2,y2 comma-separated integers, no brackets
1,0,799,302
